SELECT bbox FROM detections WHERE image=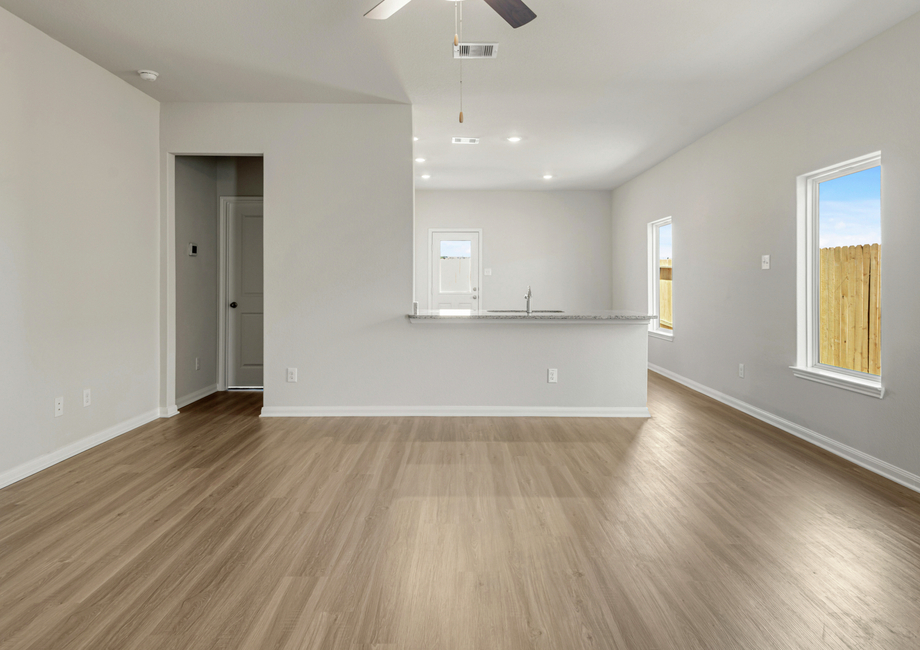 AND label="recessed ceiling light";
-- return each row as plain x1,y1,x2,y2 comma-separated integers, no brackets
421,174,431,180
413,137,419,141
415,157,426,163
507,136,522,142
543,174,553,180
